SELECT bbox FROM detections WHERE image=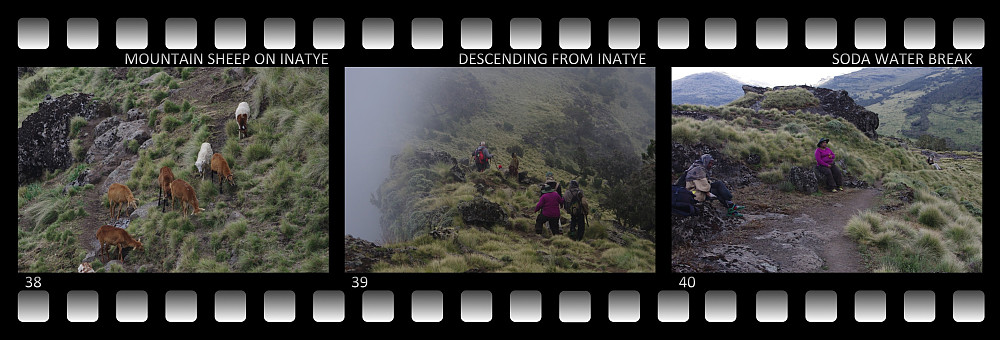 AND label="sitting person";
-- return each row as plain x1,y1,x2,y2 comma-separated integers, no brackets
684,154,744,217
927,156,942,170
815,138,844,192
